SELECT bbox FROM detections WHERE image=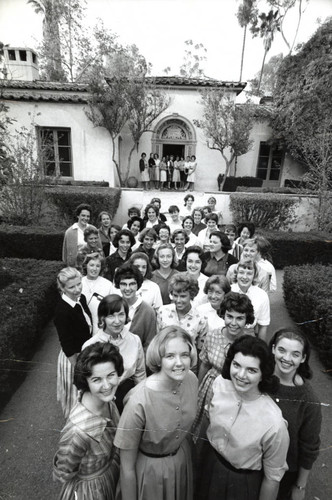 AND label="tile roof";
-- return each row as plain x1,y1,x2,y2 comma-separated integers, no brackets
149,76,246,93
